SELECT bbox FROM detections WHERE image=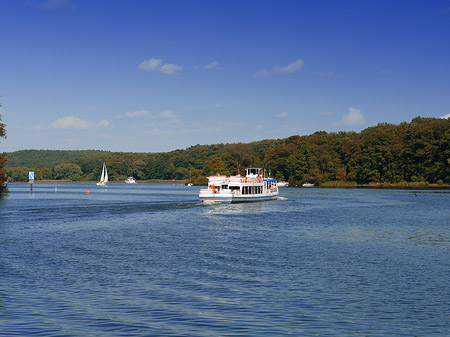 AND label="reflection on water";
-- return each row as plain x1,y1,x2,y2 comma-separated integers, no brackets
0,183,449,336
